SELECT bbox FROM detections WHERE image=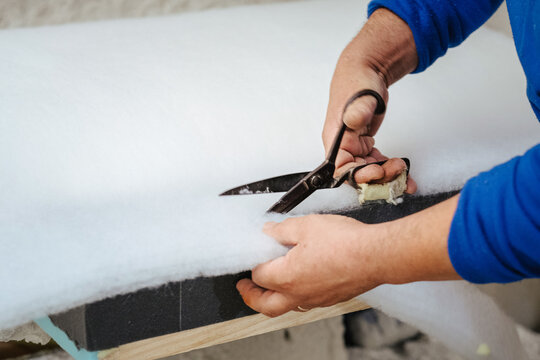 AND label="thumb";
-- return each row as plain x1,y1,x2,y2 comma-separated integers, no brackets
342,95,377,134
236,278,294,317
